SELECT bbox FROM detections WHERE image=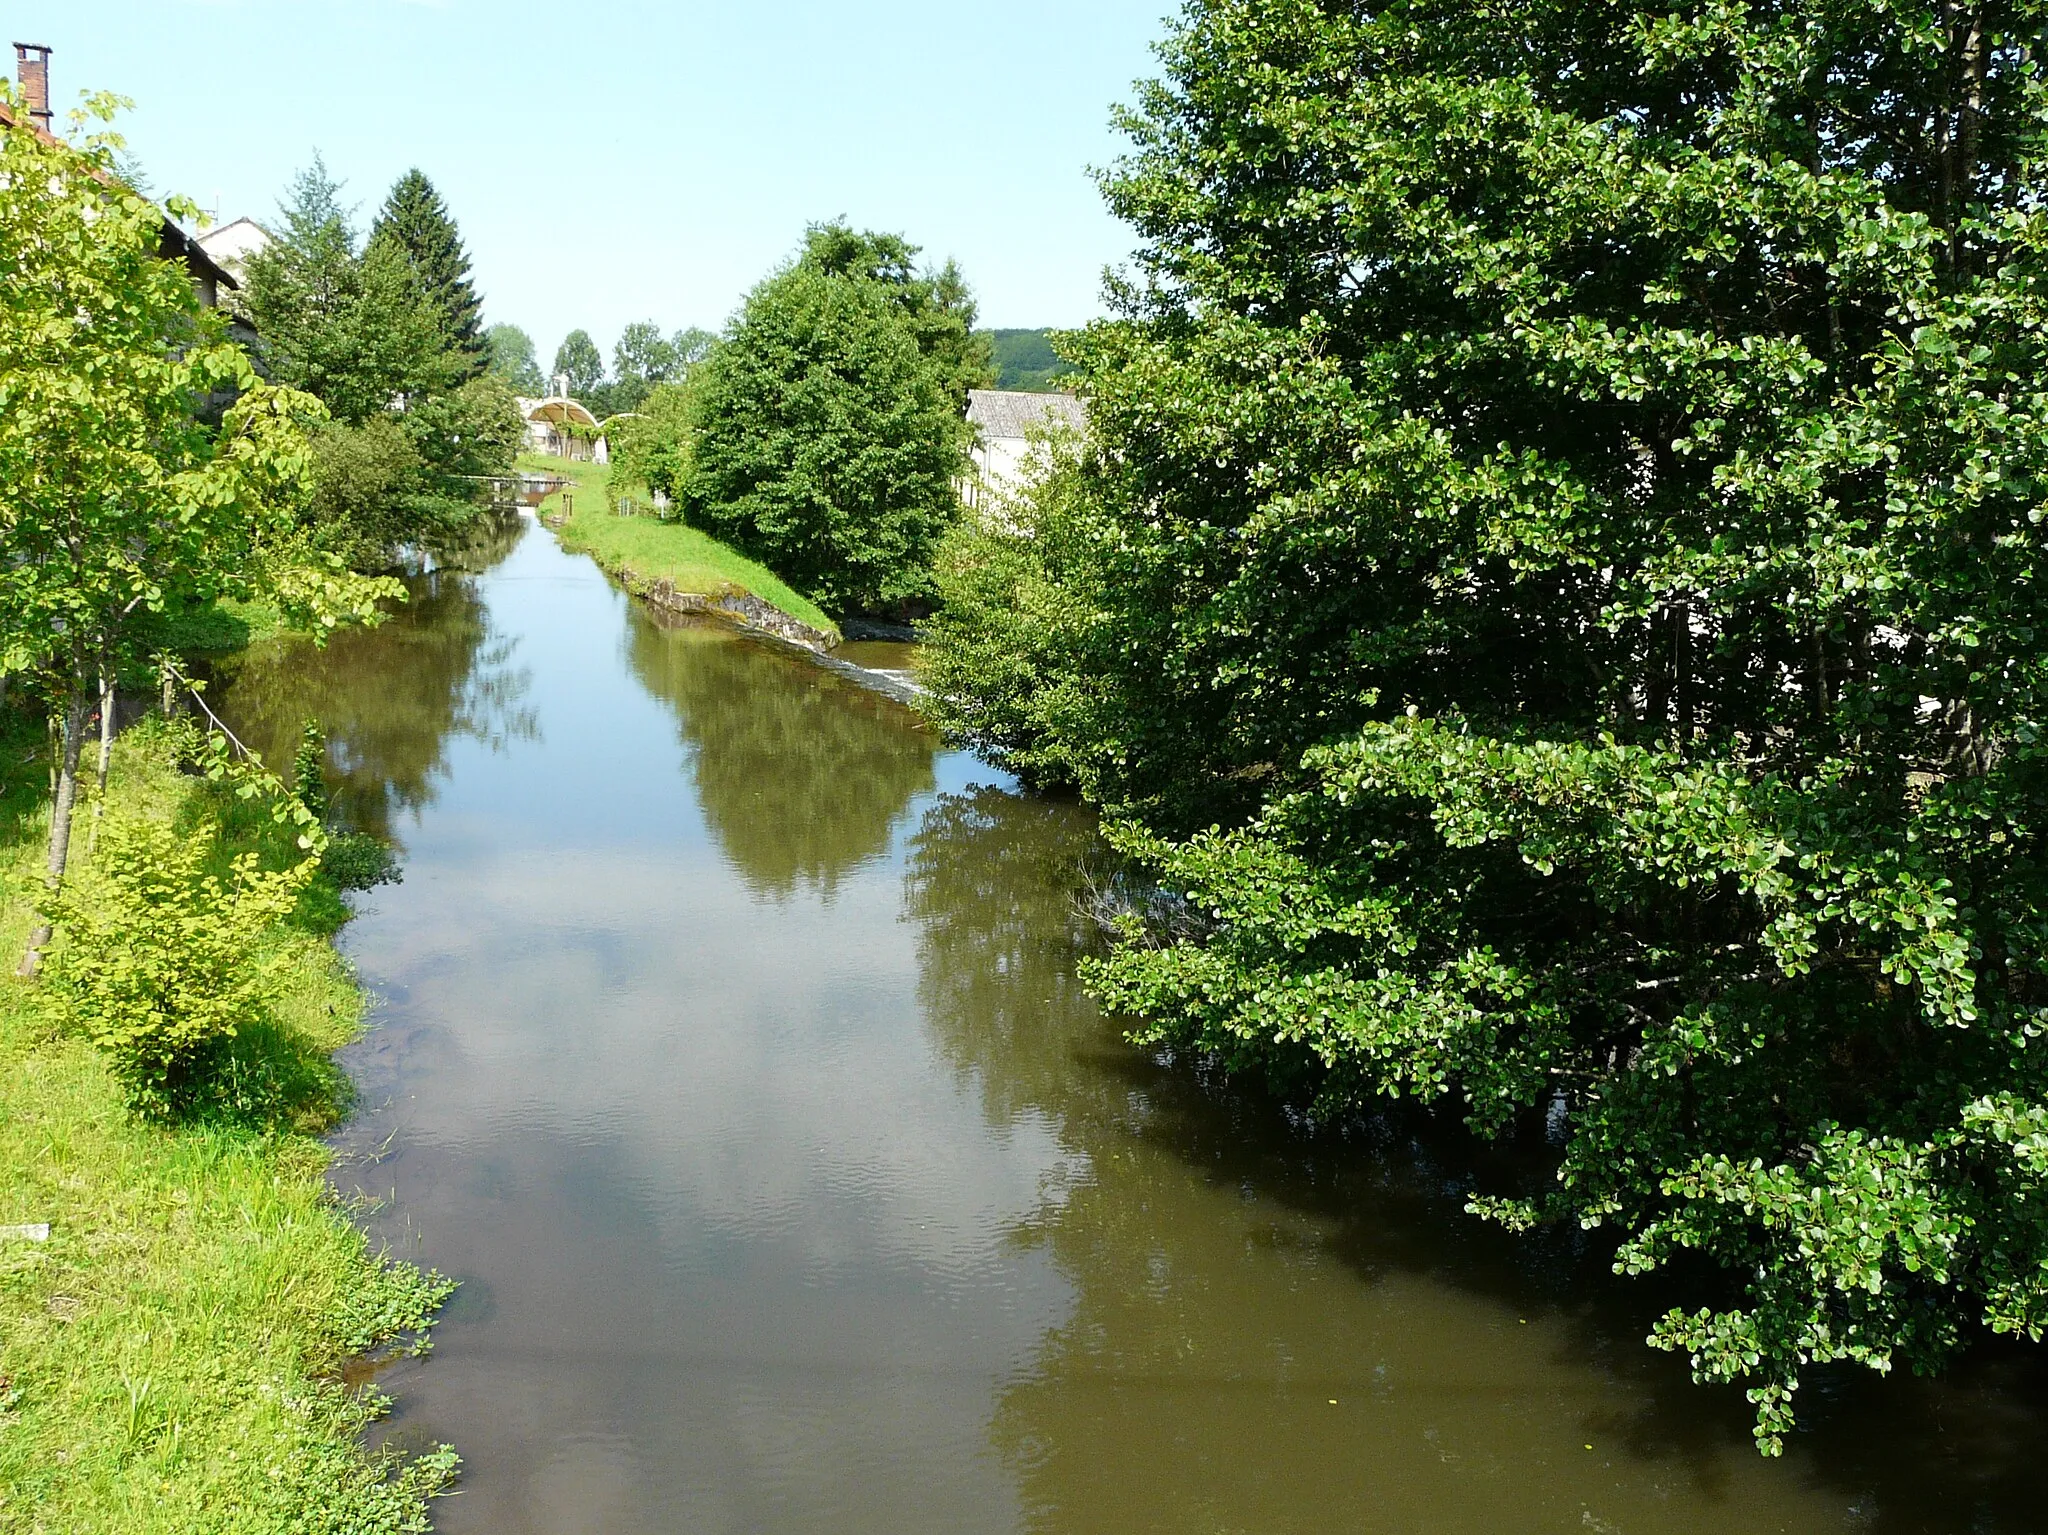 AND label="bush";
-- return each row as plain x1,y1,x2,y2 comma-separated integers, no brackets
43,817,315,1116
685,259,967,616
